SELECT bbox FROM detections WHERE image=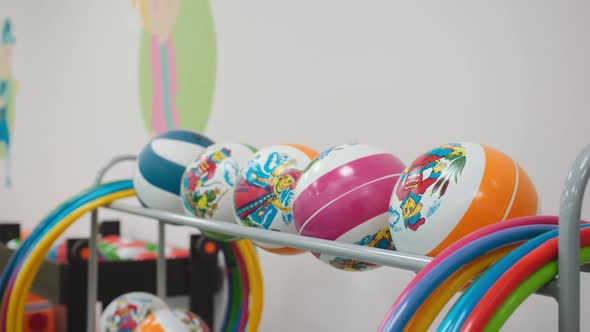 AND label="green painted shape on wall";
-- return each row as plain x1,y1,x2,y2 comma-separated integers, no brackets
138,0,217,136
